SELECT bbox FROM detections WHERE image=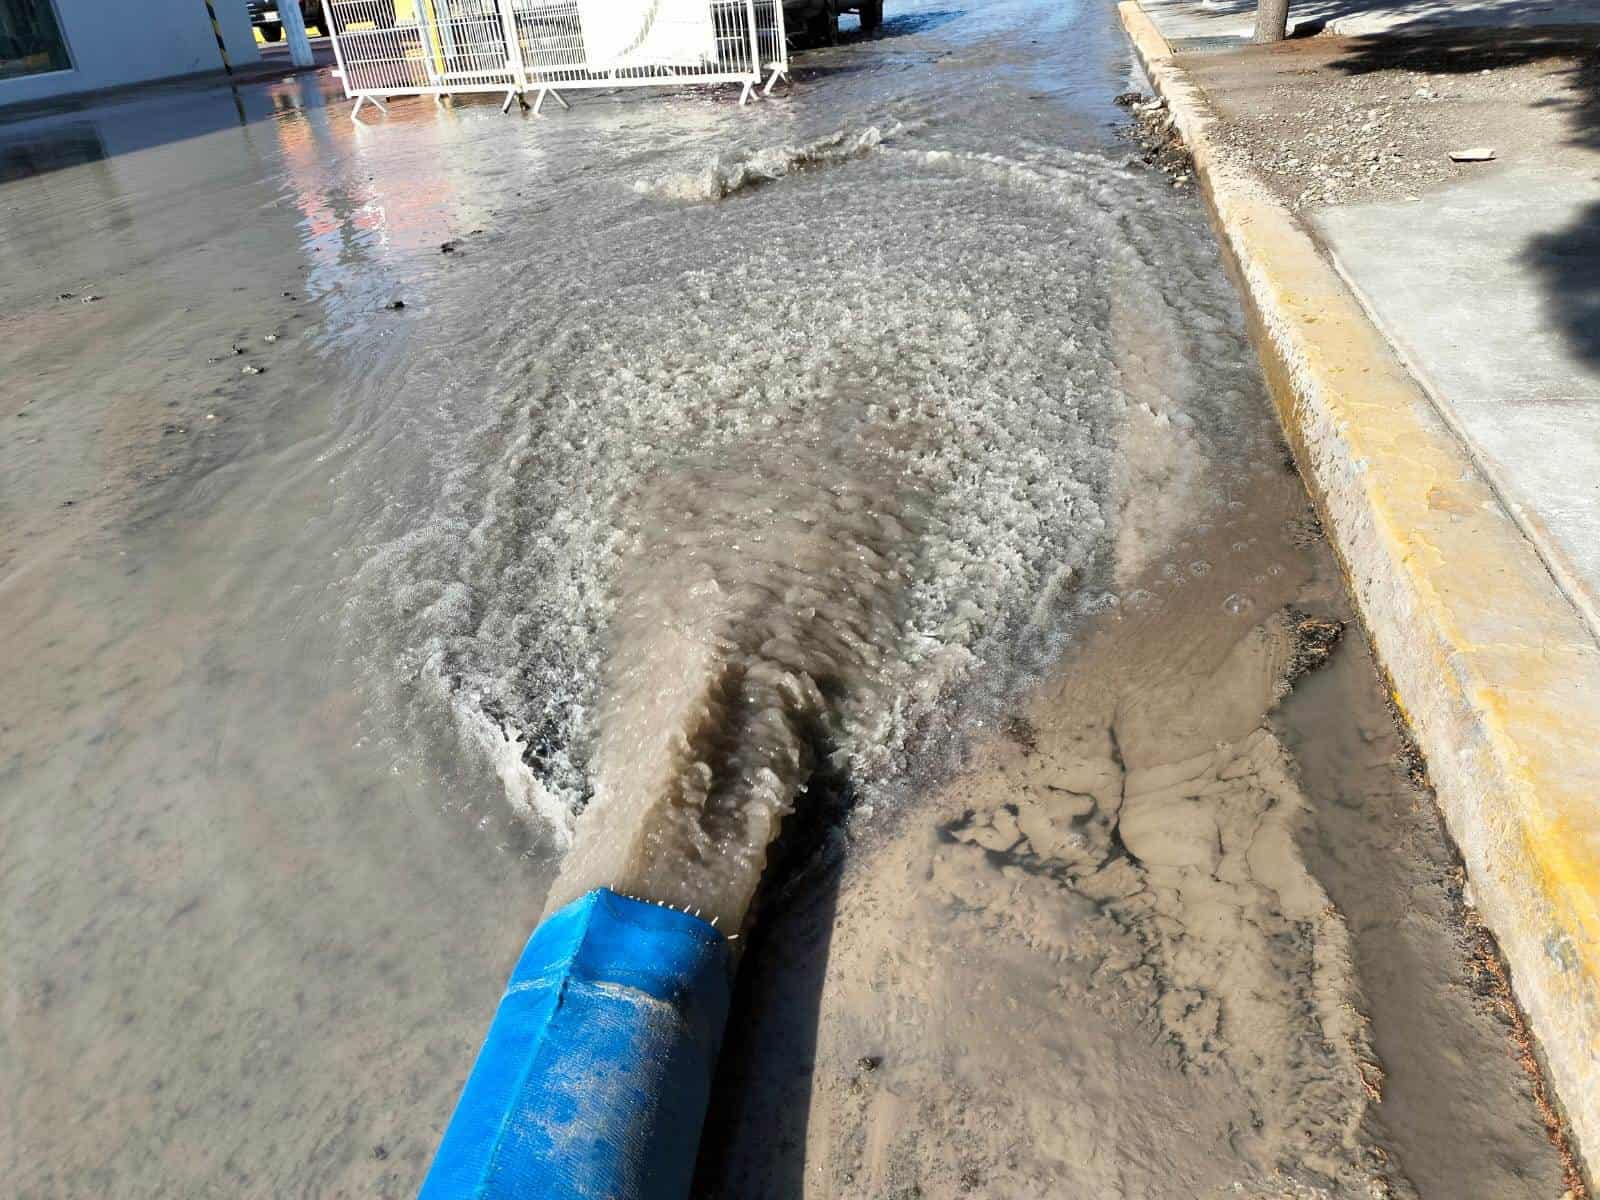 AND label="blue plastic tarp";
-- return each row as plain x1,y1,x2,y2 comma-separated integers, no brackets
419,888,732,1200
